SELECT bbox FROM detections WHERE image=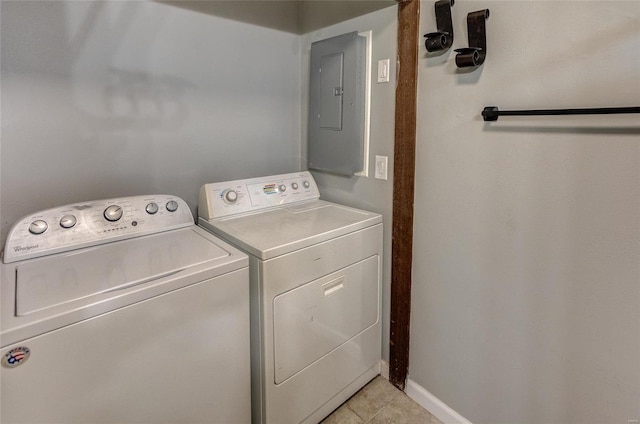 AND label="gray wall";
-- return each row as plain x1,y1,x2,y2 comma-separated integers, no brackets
410,1,640,423
1,0,302,243
301,5,398,362
4,2,638,423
